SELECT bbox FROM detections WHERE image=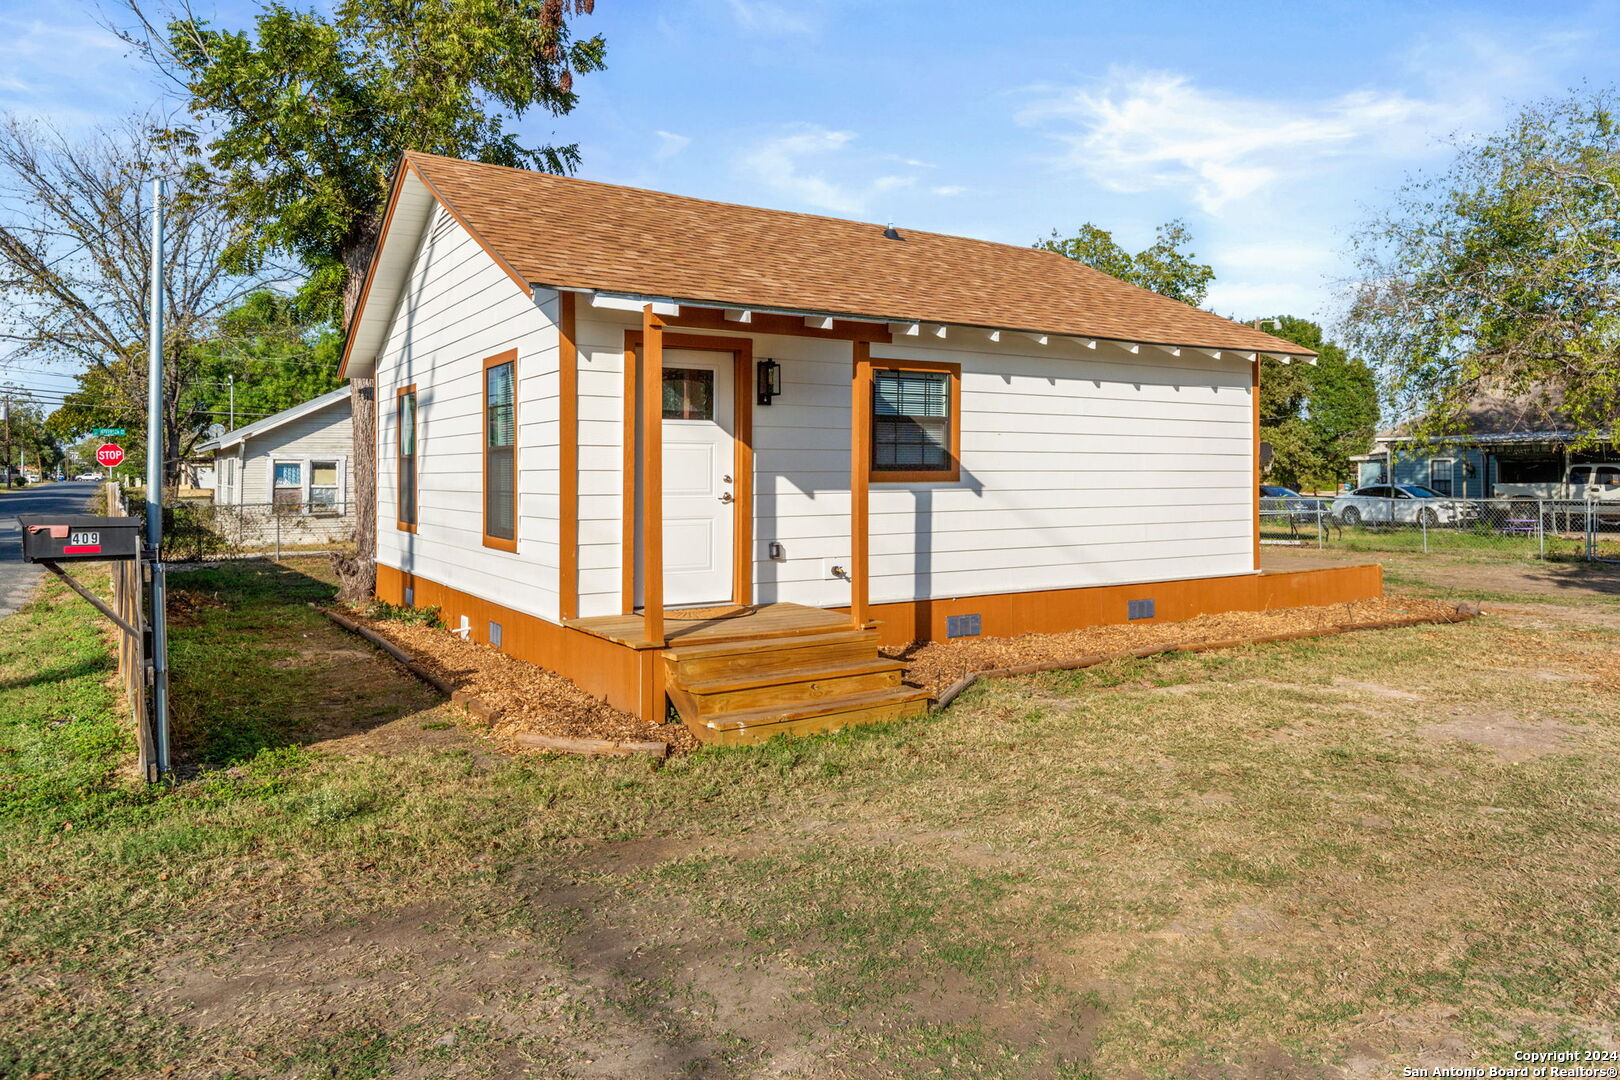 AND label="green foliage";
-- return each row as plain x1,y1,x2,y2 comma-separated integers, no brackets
130,0,607,320
0,397,63,476
364,601,443,629
1256,316,1378,491
1344,88,1620,448
1036,219,1215,305
47,290,341,473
